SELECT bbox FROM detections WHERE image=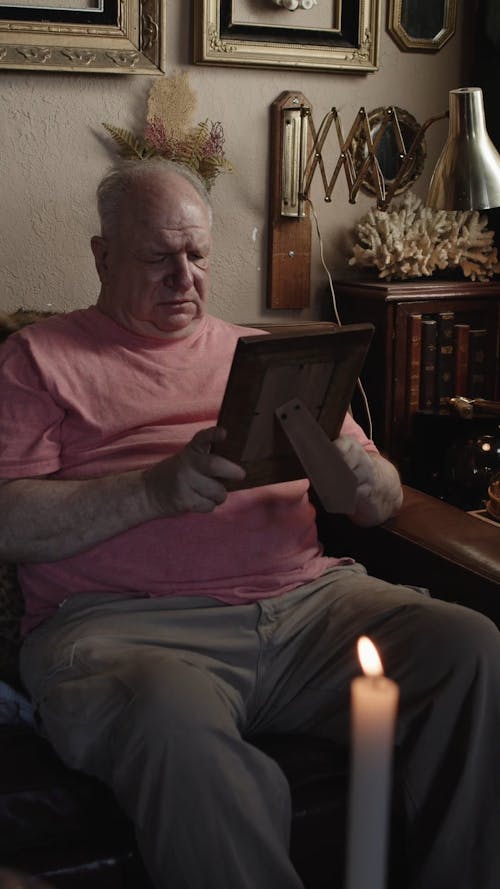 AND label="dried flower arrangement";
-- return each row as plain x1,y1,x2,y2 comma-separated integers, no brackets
348,192,500,282
102,72,232,191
